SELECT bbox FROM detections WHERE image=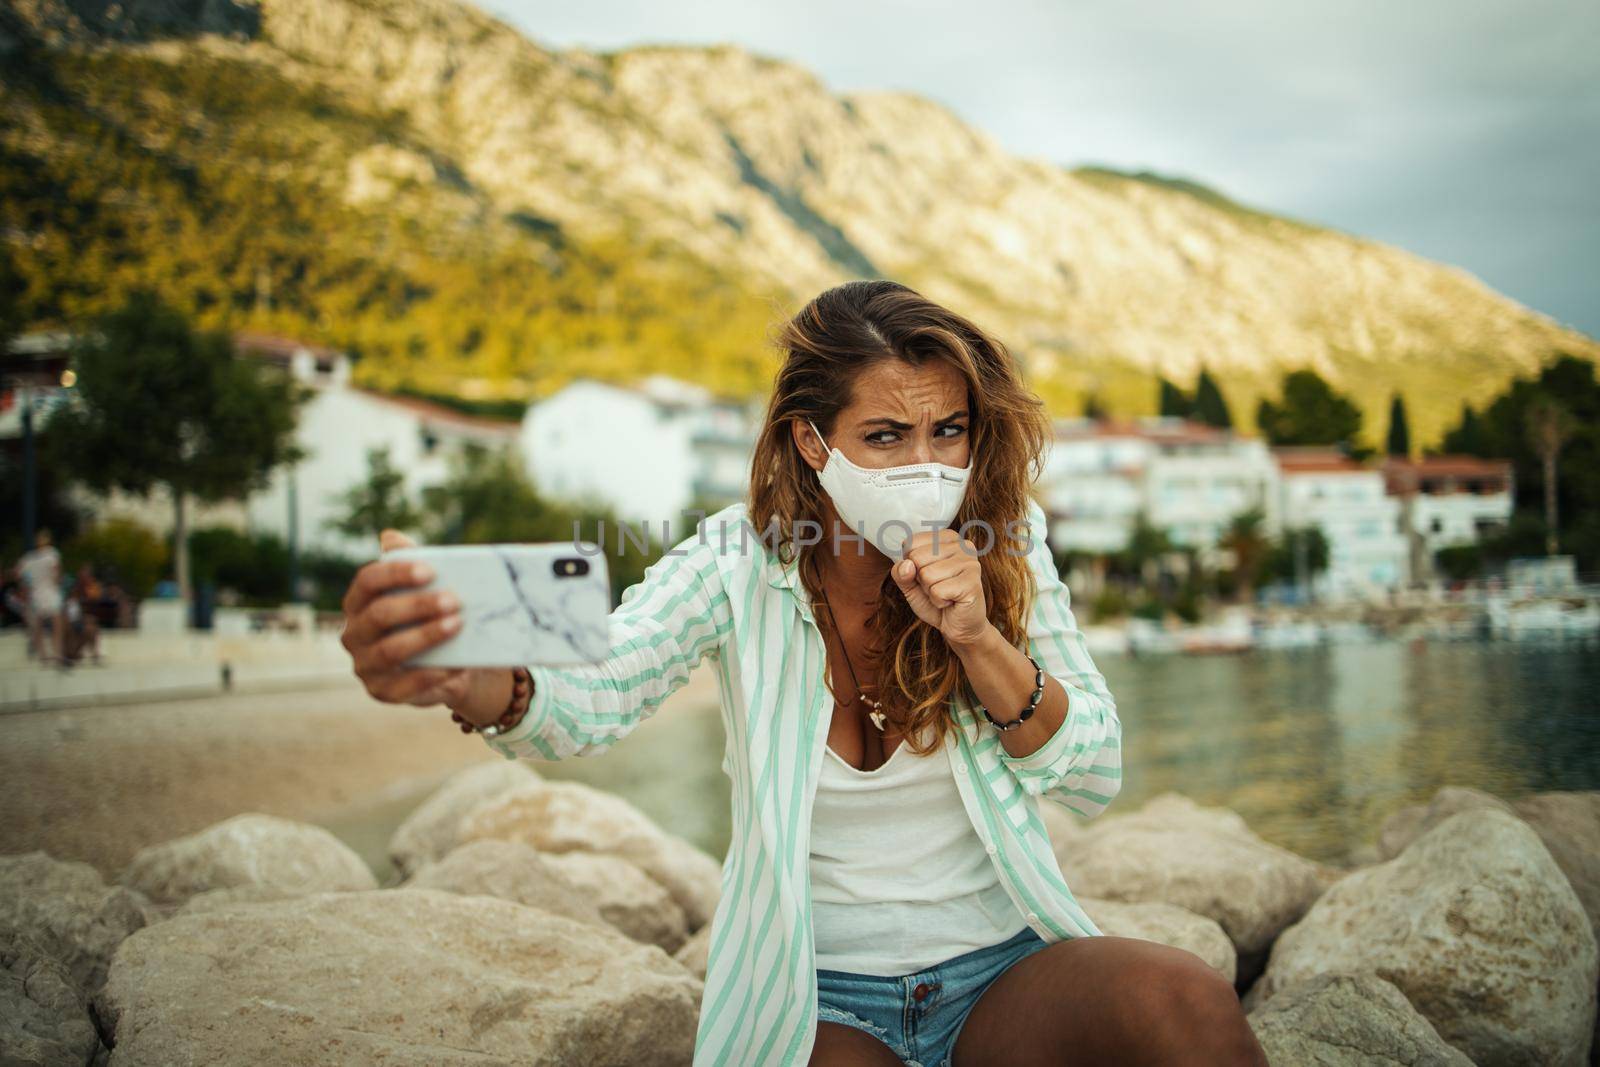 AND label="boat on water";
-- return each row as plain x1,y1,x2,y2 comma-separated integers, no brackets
1485,594,1600,640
